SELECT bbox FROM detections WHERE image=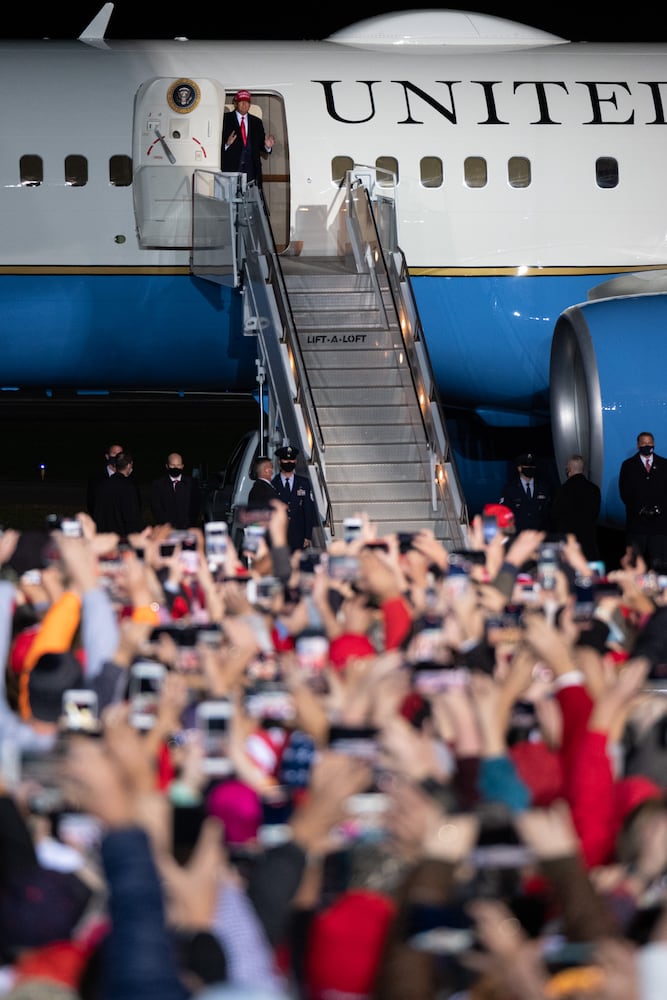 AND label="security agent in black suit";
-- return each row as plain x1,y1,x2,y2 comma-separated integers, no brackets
549,454,601,561
93,452,144,536
150,452,201,530
499,452,553,533
221,89,275,188
271,445,318,552
619,431,667,570
247,455,278,509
